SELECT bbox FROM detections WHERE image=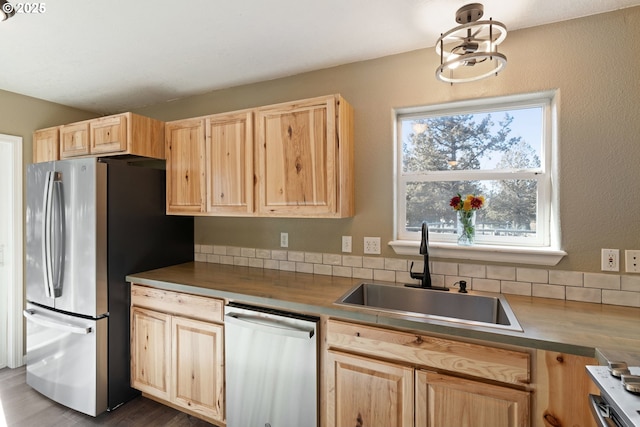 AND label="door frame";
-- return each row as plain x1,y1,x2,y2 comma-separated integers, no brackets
0,134,24,368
